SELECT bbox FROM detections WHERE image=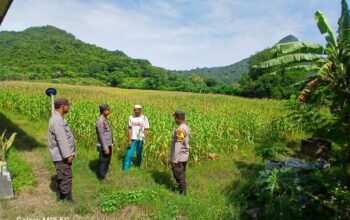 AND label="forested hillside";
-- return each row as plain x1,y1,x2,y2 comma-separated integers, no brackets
0,26,244,94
